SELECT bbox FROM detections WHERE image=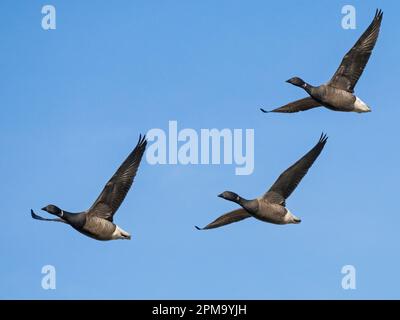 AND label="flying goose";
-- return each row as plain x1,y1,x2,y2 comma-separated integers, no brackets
261,9,383,114
31,135,147,241
195,134,328,230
